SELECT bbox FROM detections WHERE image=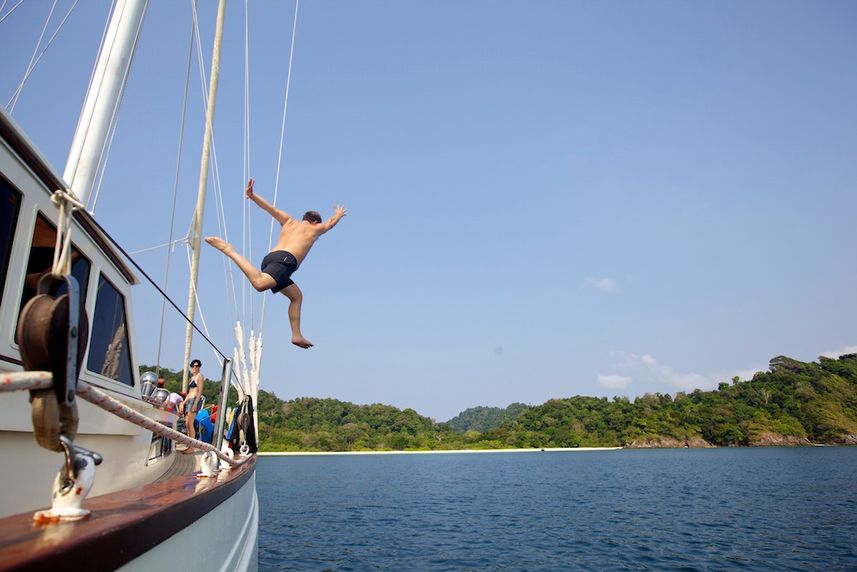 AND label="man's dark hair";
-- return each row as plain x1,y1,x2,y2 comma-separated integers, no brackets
303,211,322,224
